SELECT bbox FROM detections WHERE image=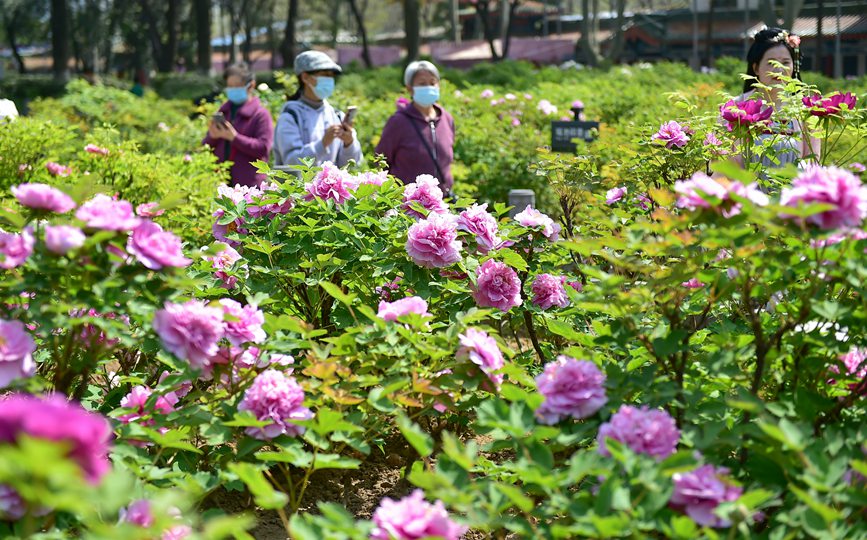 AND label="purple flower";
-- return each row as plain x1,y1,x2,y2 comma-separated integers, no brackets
457,328,505,390
0,484,26,521
136,202,164,217
514,205,560,241
597,405,680,459
535,356,607,424
606,187,627,205
0,228,34,269
670,464,743,527
127,221,192,270
238,370,313,440
537,99,558,116
652,120,690,149
370,489,467,540
85,144,109,156
304,162,353,204
153,300,225,370
356,170,389,187
205,242,242,289
405,213,462,268
850,162,865,174
780,166,867,229
571,100,585,109
682,278,705,289
675,172,769,217
219,299,266,345
0,394,113,483
0,319,36,388
480,89,494,99
396,96,410,109
11,183,76,213
118,385,177,427
45,162,71,177
472,259,522,312
531,273,570,310
635,193,652,211
719,99,773,130
377,296,431,321
44,225,86,255
403,175,449,219
248,183,294,217
76,194,141,231
802,92,857,117
457,203,501,253
828,347,867,393
119,499,154,527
